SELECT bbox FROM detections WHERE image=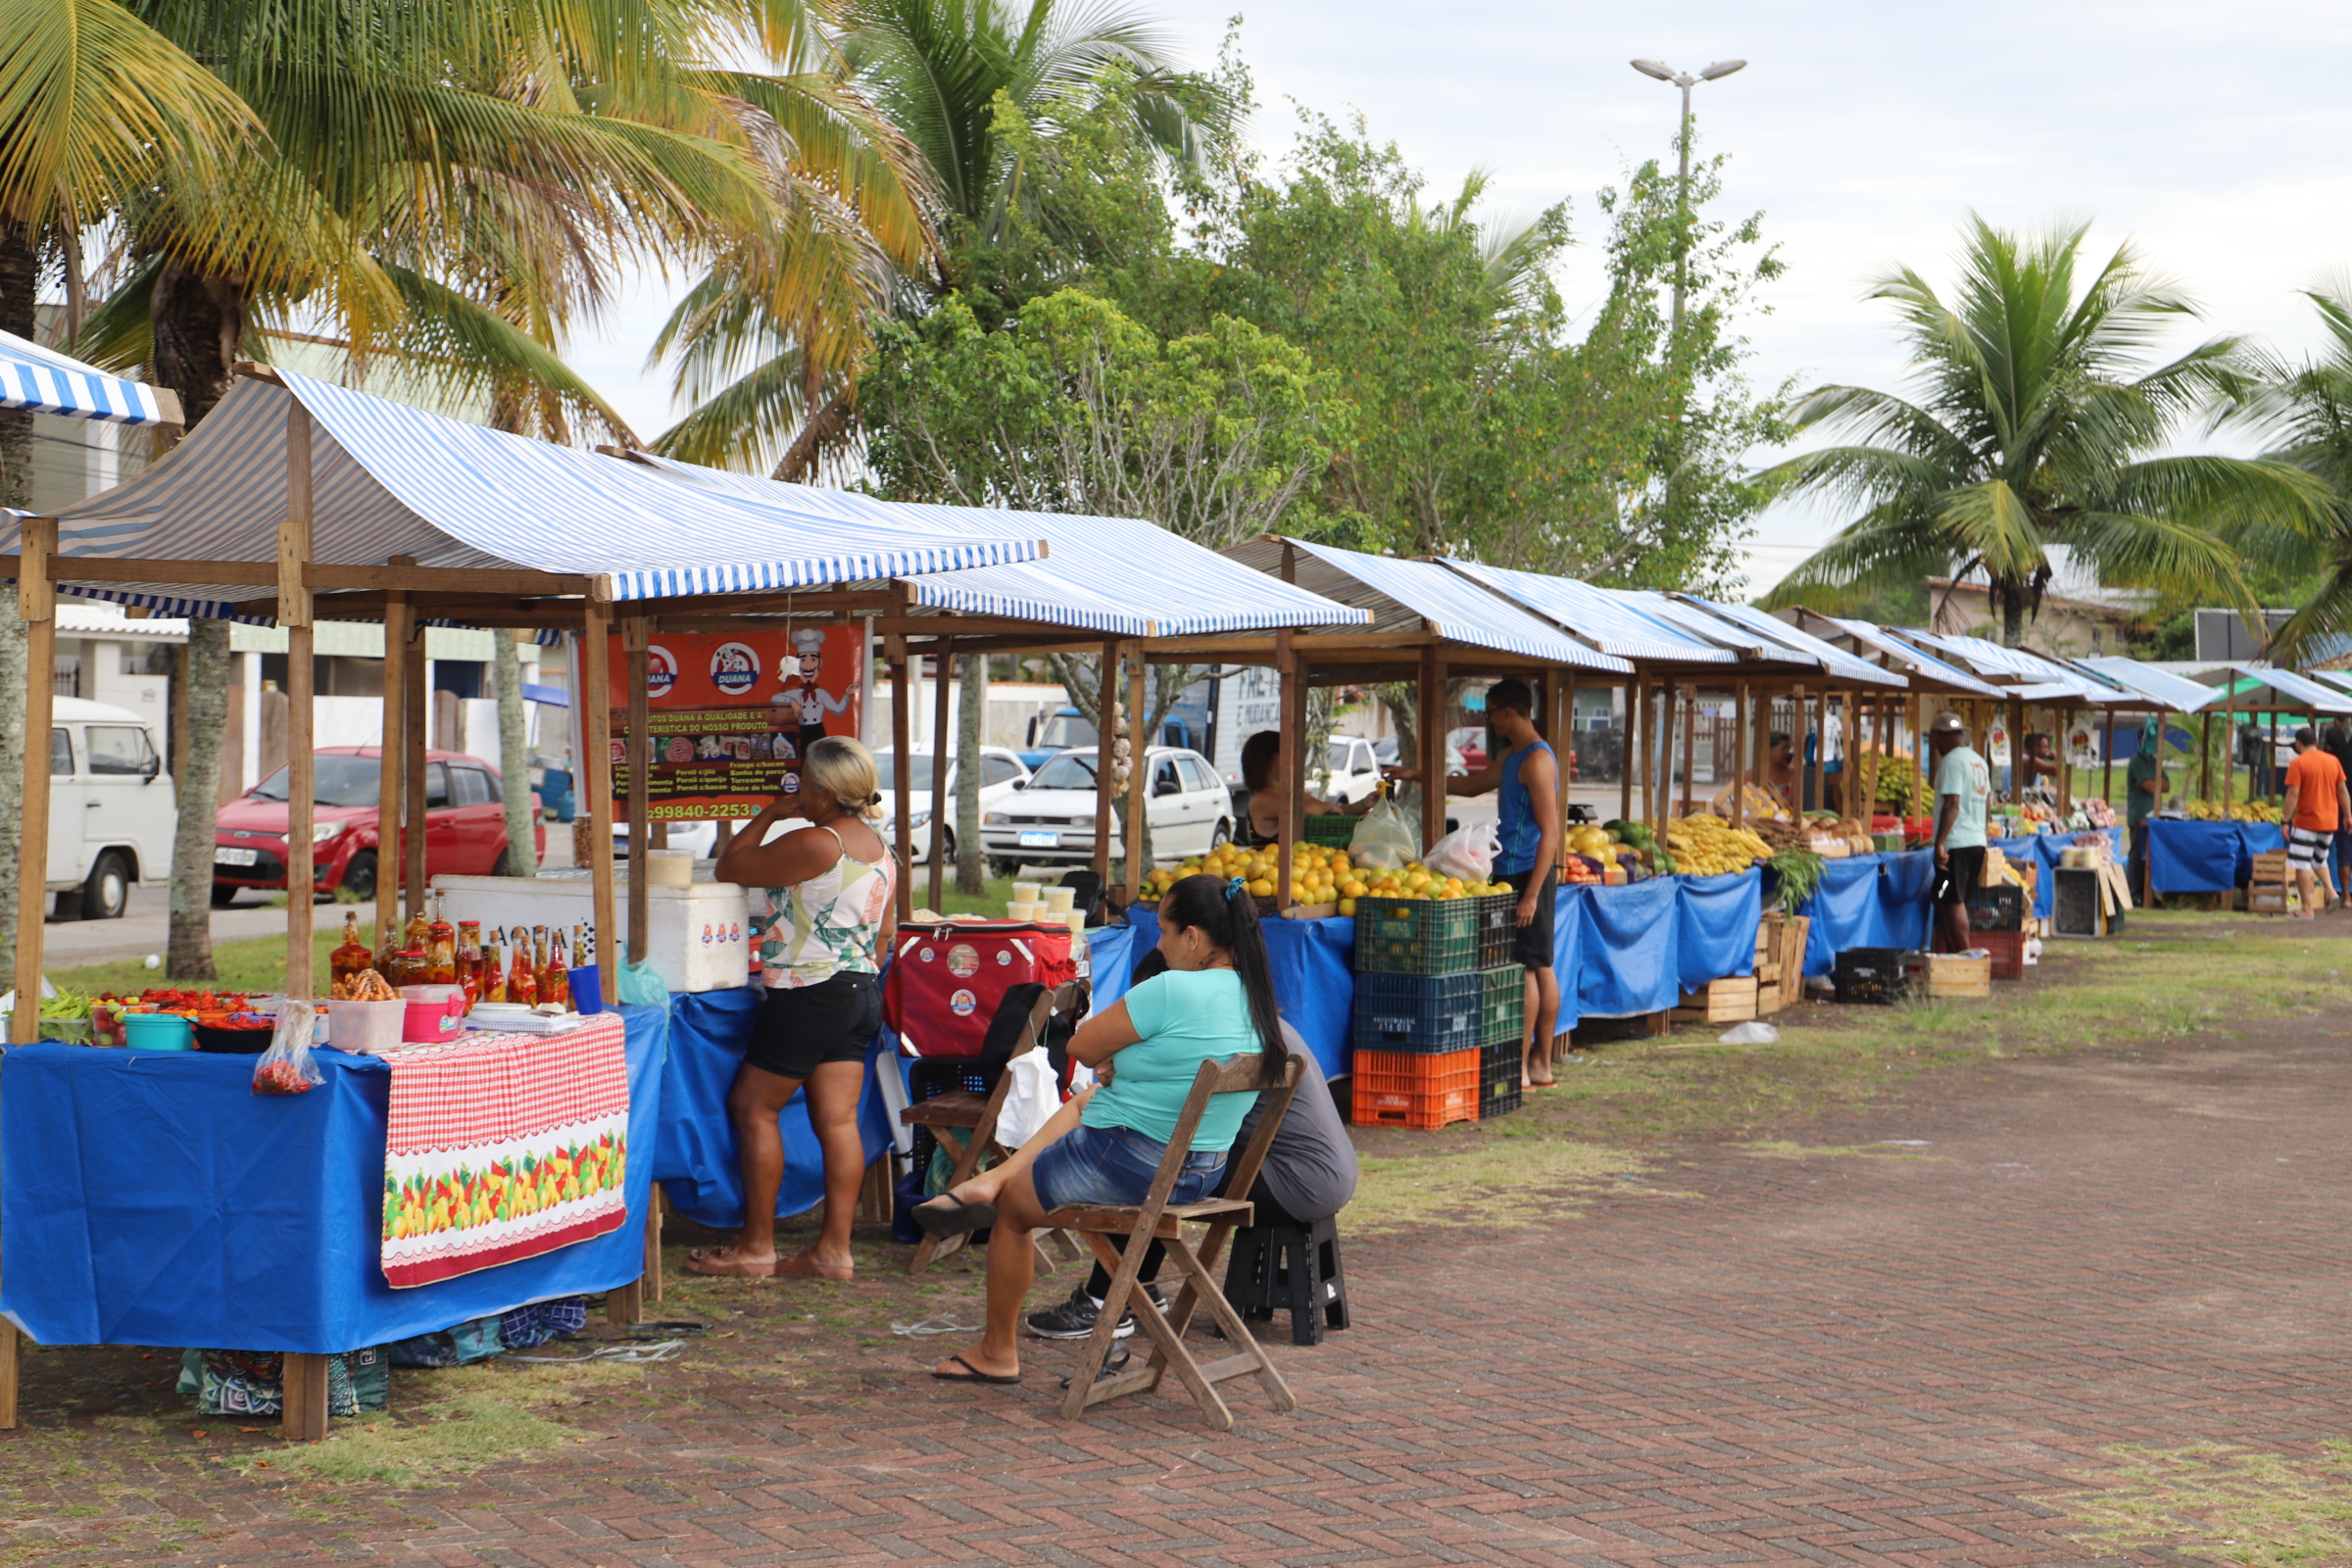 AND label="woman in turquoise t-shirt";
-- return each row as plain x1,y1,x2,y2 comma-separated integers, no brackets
914,874,1290,1386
